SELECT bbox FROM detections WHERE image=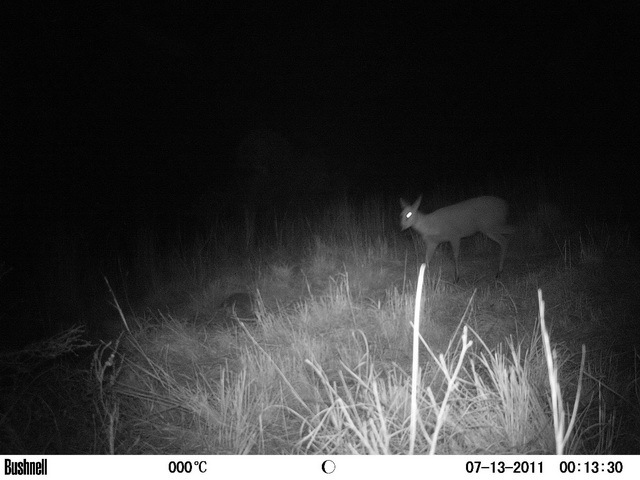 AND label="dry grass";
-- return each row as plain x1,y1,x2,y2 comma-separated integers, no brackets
2,195,638,454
